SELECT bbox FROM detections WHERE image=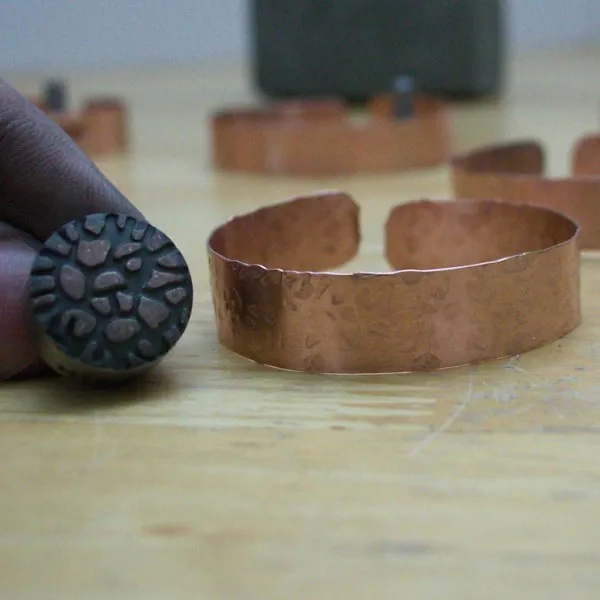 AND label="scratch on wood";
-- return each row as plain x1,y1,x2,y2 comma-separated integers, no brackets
505,359,547,389
409,374,473,457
